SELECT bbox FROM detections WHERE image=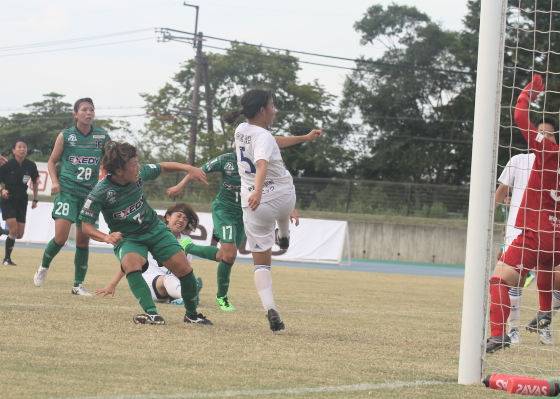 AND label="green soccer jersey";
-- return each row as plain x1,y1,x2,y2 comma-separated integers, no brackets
201,152,241,210
59,126,112,197
79,164,162,238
